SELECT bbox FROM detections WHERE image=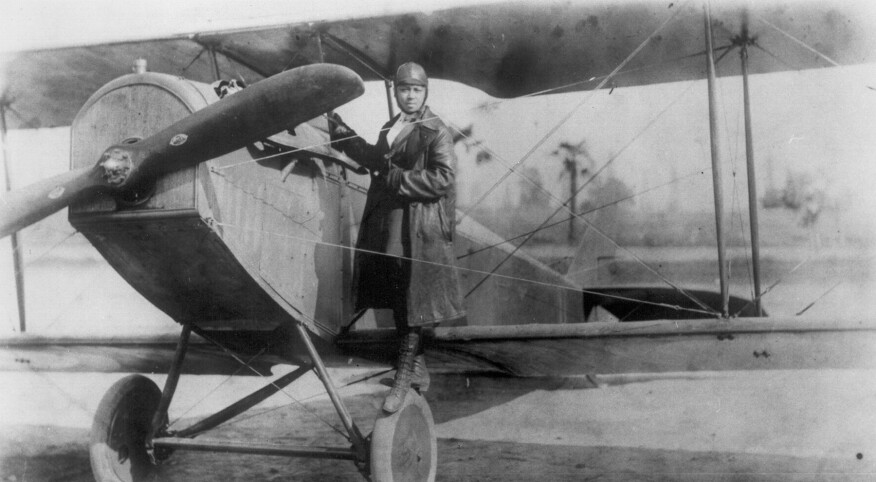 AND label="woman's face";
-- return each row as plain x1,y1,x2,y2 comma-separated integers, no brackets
395,84,426,115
